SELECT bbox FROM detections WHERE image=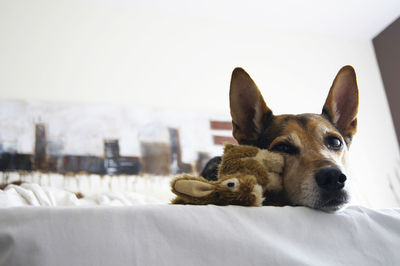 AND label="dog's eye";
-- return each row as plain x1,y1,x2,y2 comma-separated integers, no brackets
325,136,342,150
271,142,298,154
